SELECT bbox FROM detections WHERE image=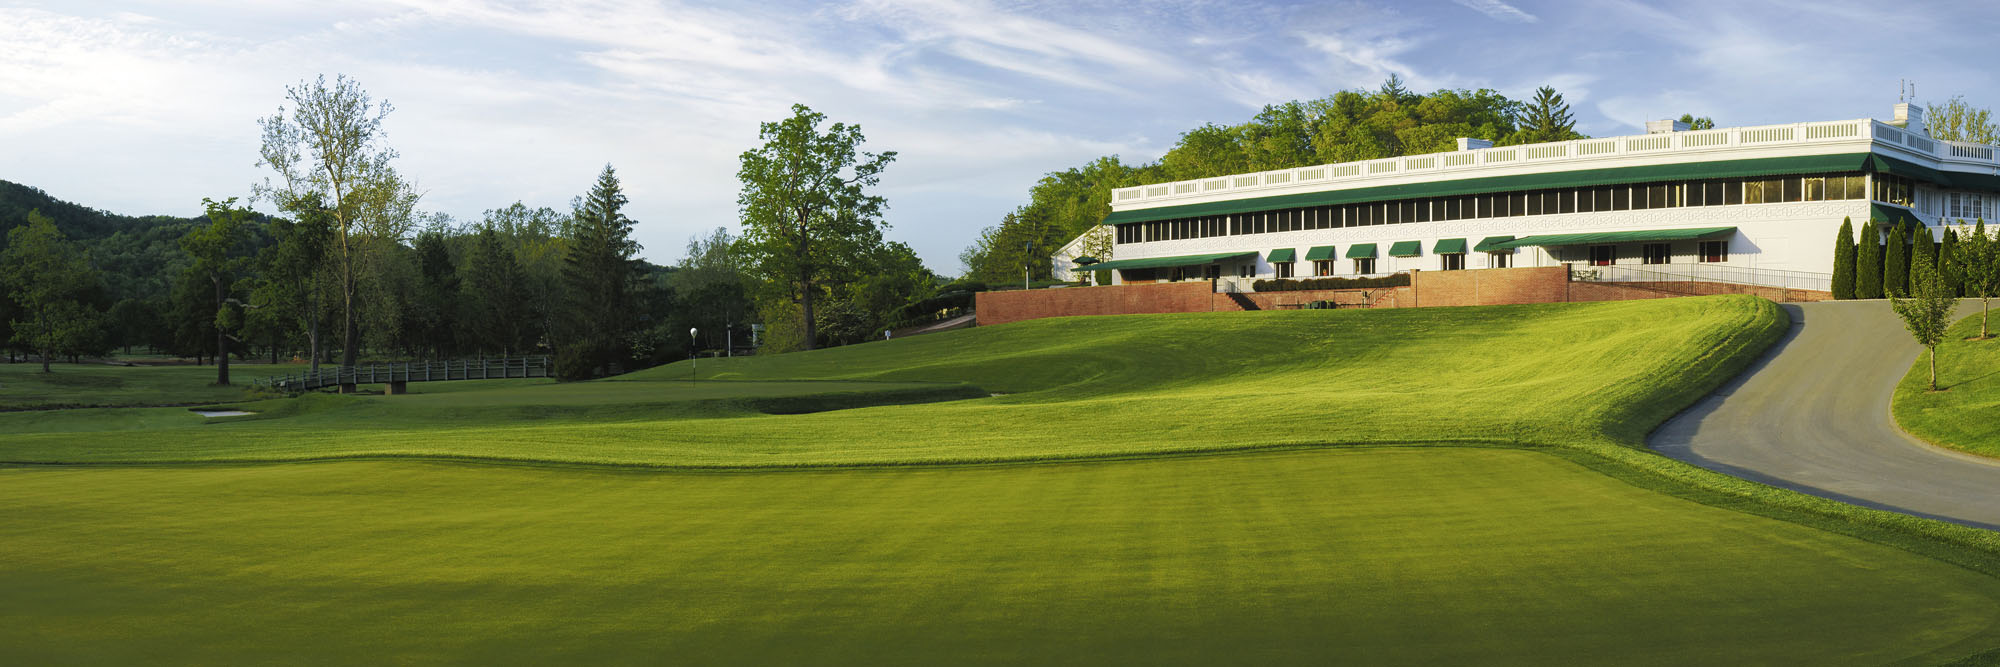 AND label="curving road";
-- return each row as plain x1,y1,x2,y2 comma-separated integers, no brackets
1650,300,2000,530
